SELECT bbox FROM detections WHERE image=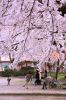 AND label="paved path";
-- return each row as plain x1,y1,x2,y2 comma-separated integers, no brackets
0,77,66,100
0,77,66,94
